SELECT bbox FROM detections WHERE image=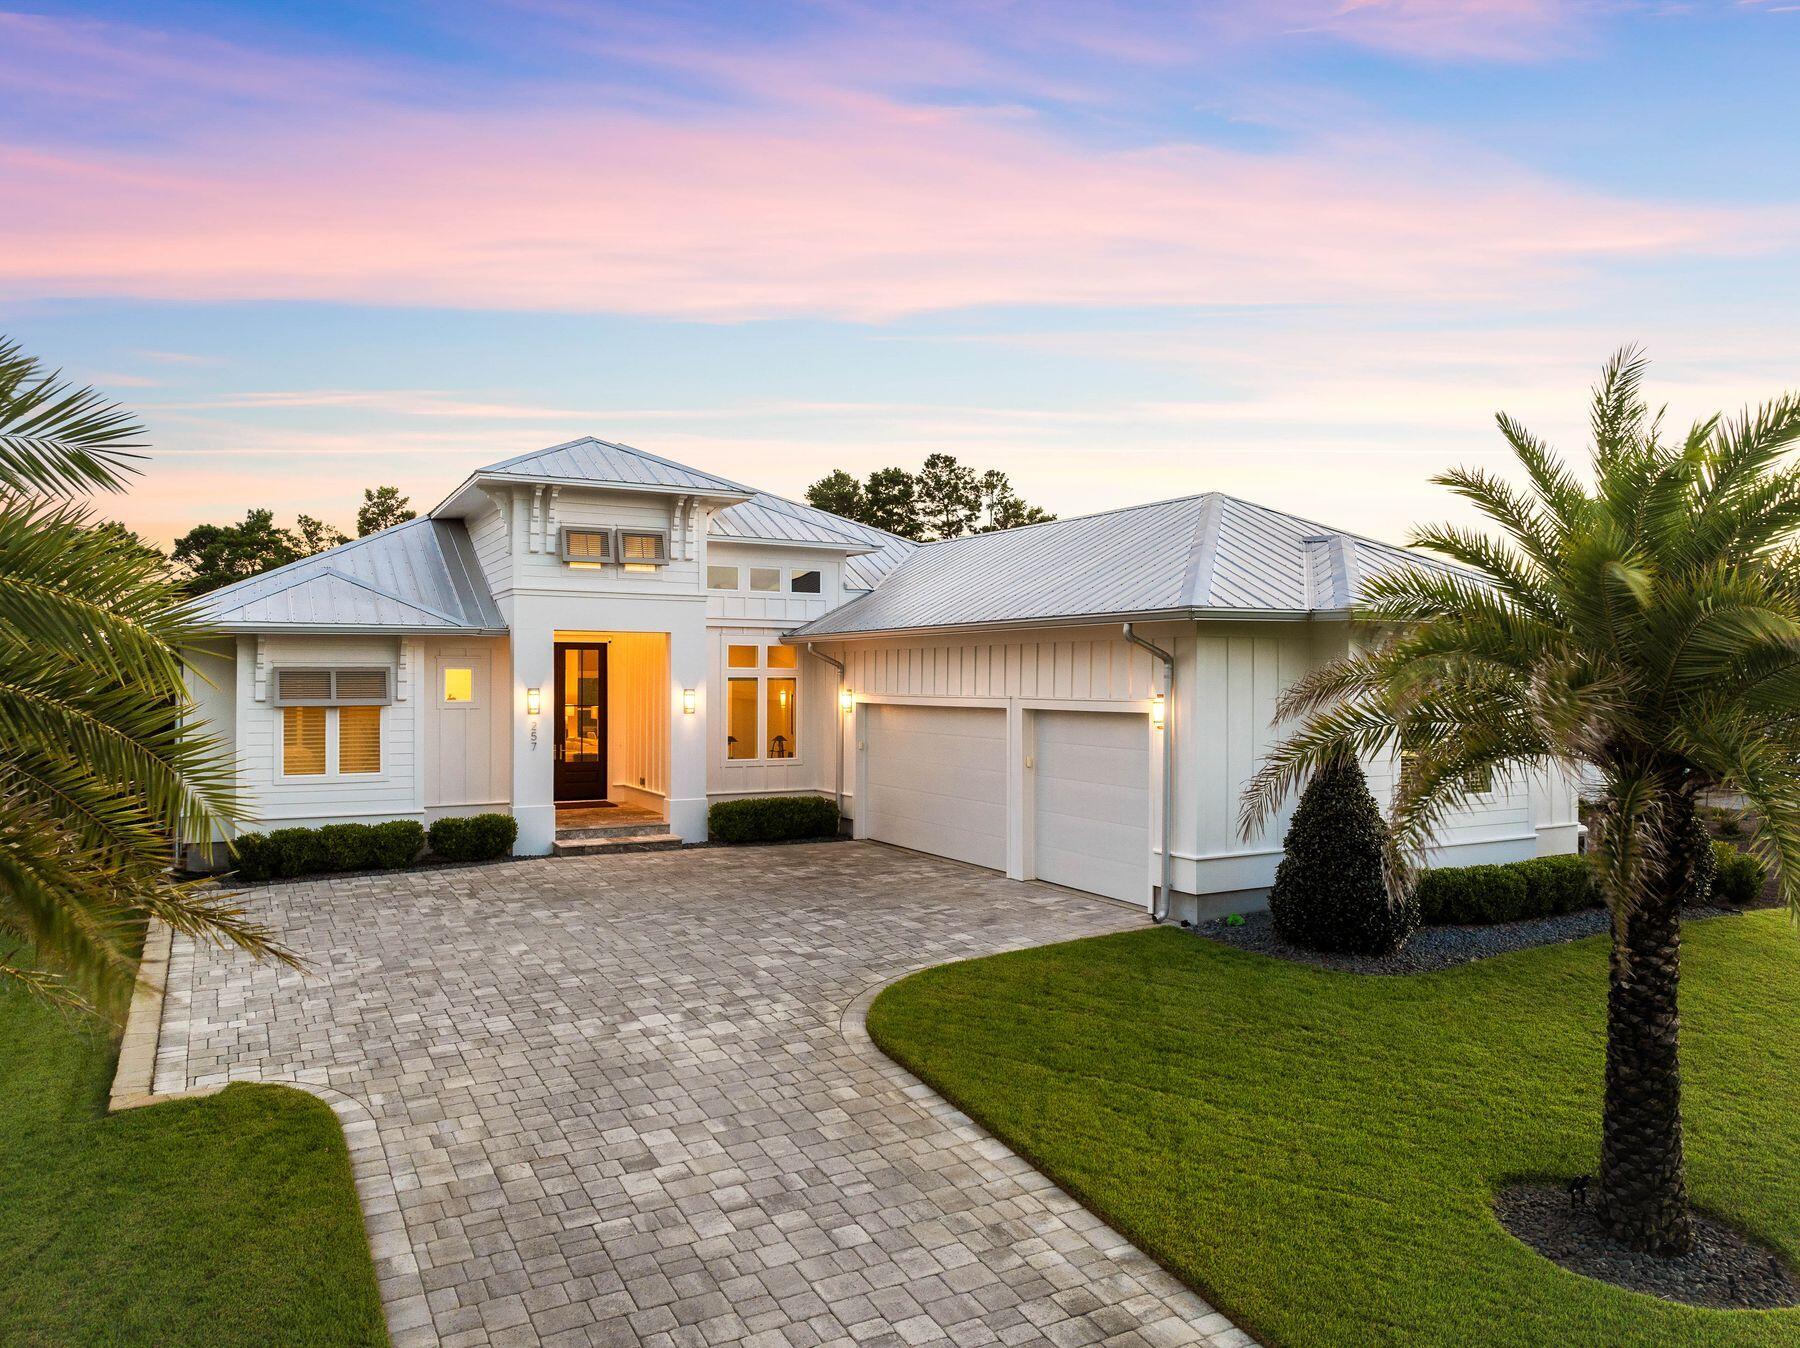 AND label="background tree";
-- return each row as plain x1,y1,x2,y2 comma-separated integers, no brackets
0,337,286,1011
296,514,350,554
915,452,982,539
171,508,303,594
863,466,923,539
357,484,415,536
1240,350,1800,1254
977,469,1056,532
804,469,867,523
